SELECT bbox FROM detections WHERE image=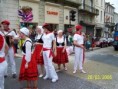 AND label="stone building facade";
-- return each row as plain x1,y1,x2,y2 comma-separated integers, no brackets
78,0,99,41
95,0,105,38
104,2,115,38
0,0,99,34
0,0,19,29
